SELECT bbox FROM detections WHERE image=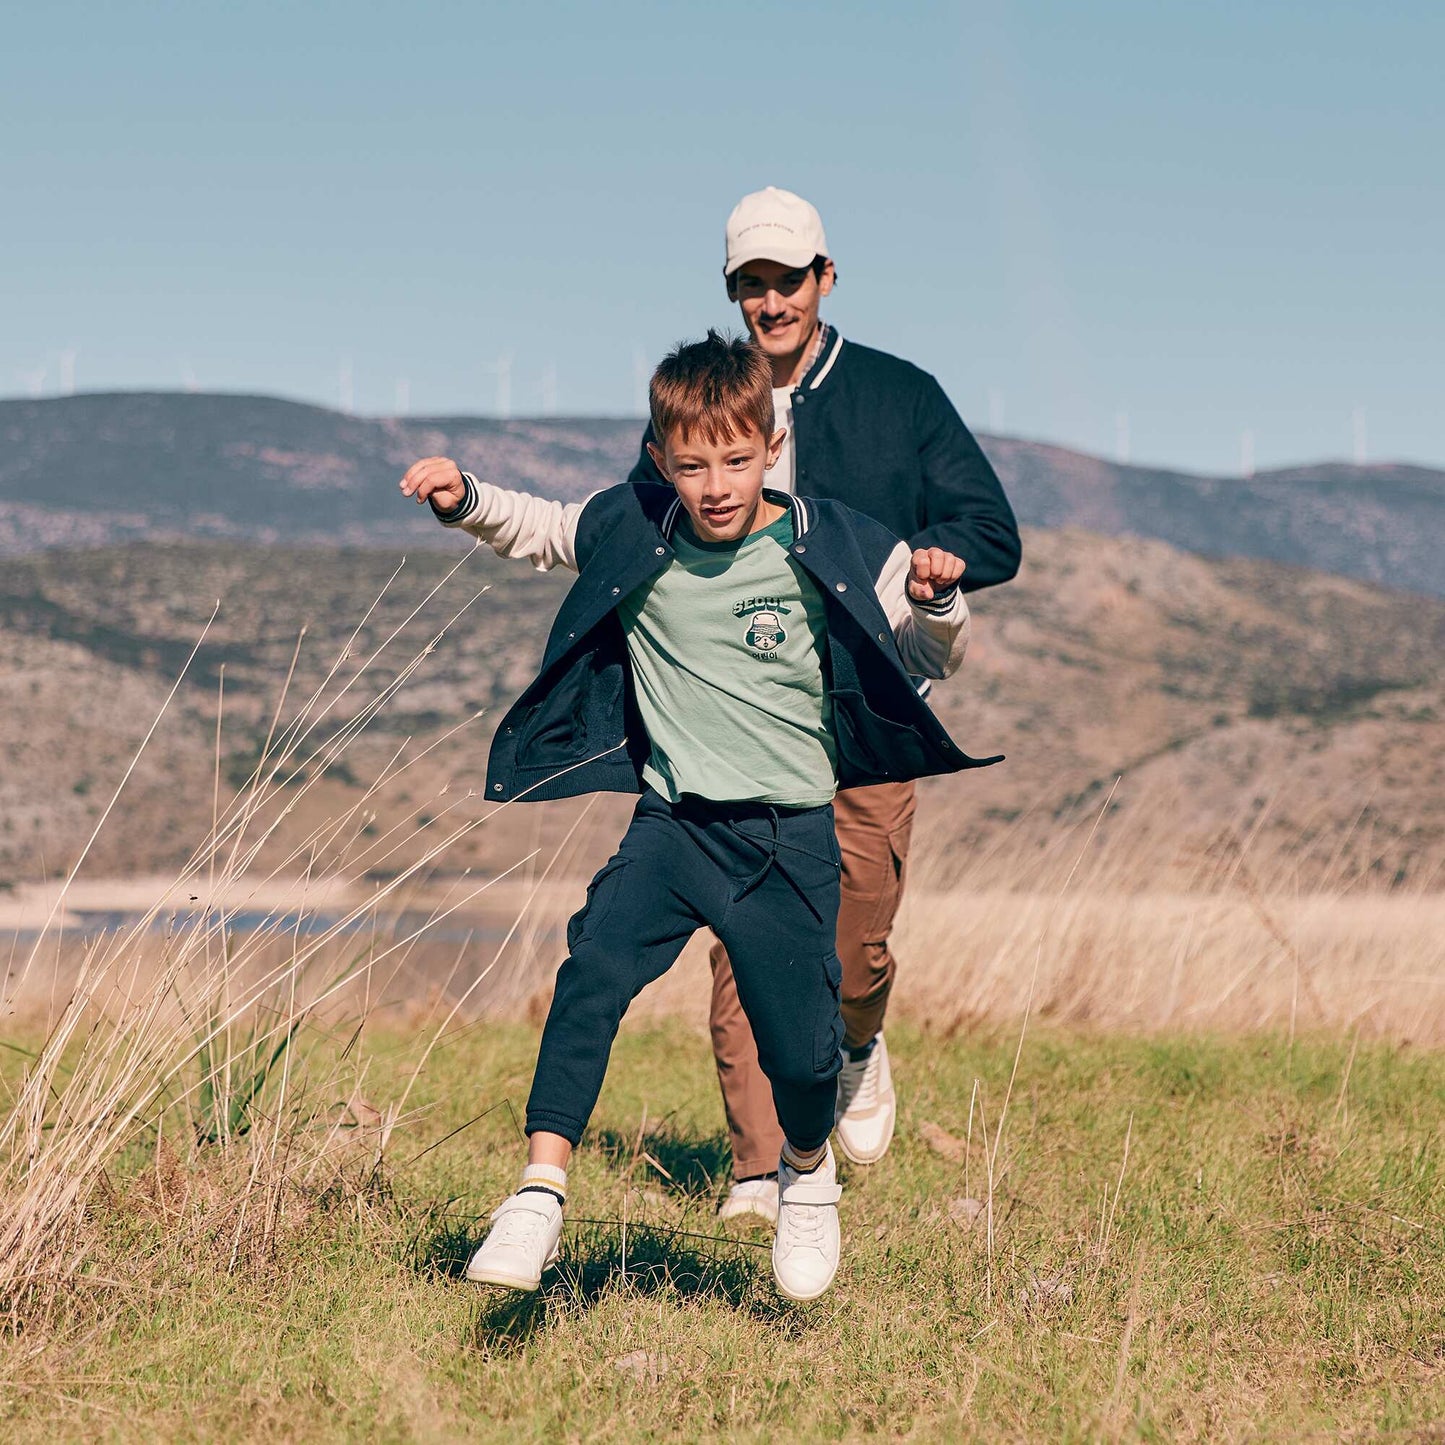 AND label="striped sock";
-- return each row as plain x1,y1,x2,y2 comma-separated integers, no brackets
518,1162,568,1207
781,1140,828,1174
